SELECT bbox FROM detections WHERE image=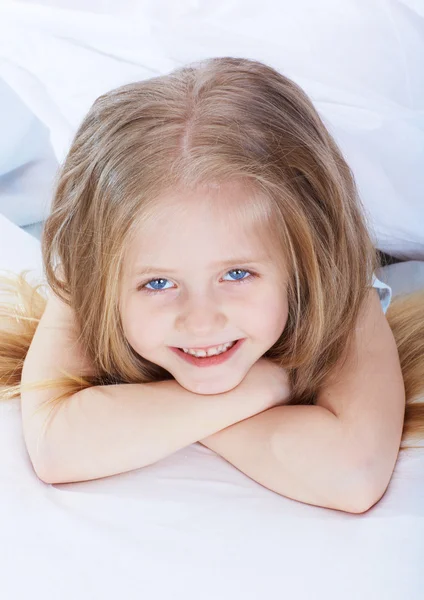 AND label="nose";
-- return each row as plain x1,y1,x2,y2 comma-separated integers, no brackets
175,294,226,335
